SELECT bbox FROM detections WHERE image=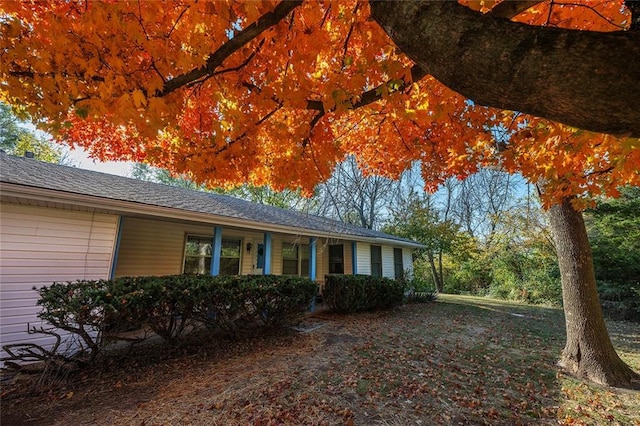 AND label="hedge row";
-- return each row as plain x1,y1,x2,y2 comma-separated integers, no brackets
322,274,404,313
36,275,317,359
